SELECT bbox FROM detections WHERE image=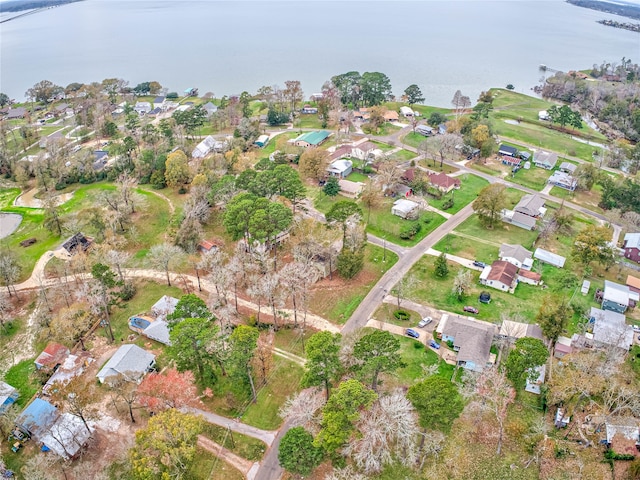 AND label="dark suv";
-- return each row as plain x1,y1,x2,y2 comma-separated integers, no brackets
473,260,486,268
